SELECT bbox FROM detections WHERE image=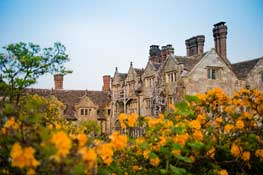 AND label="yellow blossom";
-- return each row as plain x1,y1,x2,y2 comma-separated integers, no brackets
150,157,160,167
207,147,215,159
10,143,39,169
215,117,223,127
197,114,206,123
128,113,137,127
231,144,242,157
50,131,72,162
242,151,250,161
26,168,36,175
143,150,150,159
255,149,263,160
172,149,181,156
77,133,87,147
217,169,228,175
78,147,97,169
110,132,128,150
193,130,203,141
96,143,113,165
190,155,195,163
173,134,189,147
224,124,234,133
189,120,201,130
159,113,164,119
132,165,141,171
4,117,19,130
158,136,166,146
236,119,244,129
